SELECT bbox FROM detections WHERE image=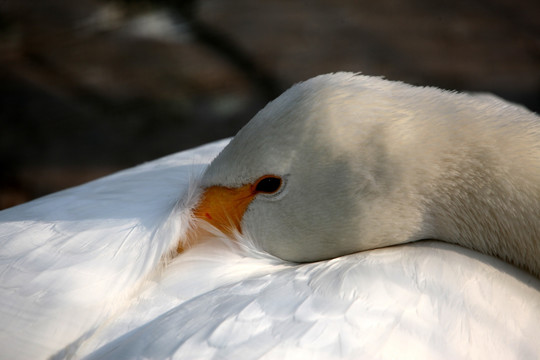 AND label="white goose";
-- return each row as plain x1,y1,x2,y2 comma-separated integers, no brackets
0,73,539,360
